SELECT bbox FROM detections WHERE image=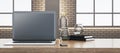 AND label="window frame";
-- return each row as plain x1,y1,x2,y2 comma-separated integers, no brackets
76,0,120,27
0,0,32,27
0,0,13,26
